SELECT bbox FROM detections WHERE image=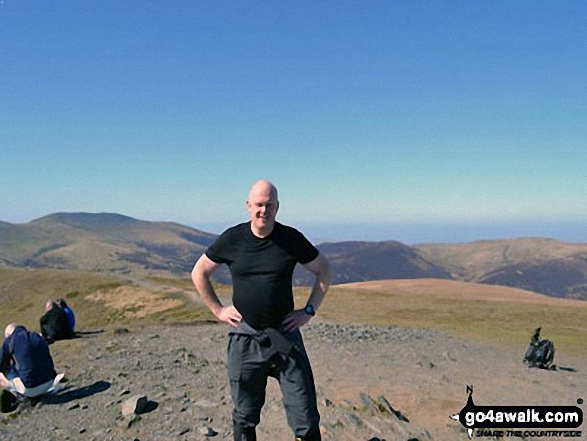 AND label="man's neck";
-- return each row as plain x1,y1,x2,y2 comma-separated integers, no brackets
250,221,275,238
